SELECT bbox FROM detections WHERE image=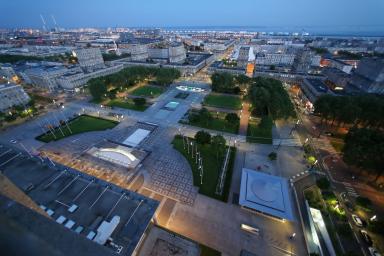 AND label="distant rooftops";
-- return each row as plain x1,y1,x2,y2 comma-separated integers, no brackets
306,78,328,93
